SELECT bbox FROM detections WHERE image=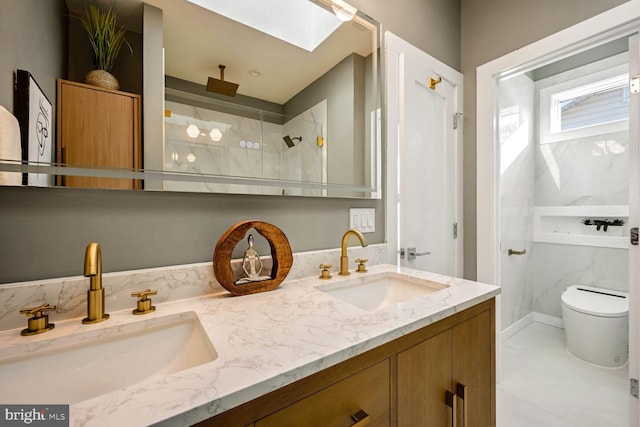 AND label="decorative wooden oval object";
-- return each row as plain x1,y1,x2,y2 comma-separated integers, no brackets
213,220,293,296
